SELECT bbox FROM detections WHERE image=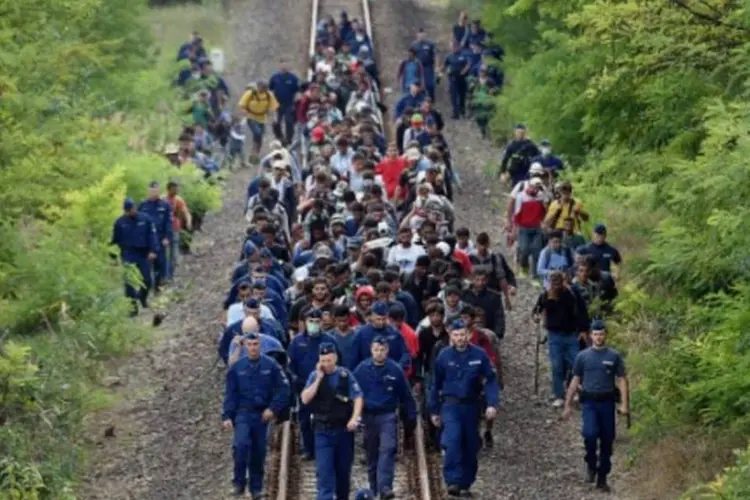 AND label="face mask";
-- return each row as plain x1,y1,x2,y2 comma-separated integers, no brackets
307,322,321,335
541,147,551,156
